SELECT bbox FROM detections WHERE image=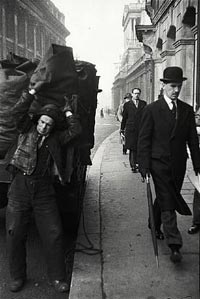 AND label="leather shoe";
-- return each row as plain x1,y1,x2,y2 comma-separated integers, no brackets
188,224,200,234
9,278,26,292
49,280,70,293
170,249,182,263
170,244,182,264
